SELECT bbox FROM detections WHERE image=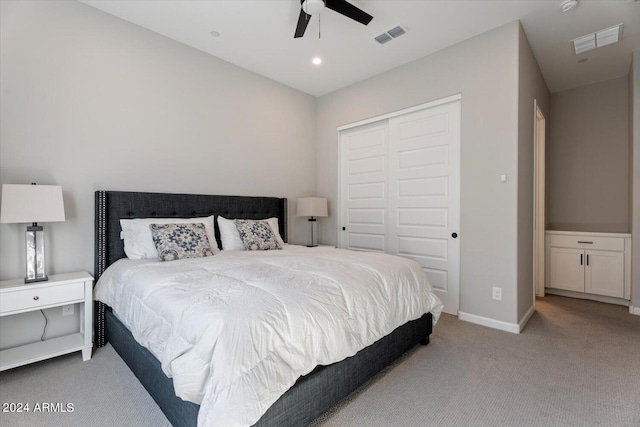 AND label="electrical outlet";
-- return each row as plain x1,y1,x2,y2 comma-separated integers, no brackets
62,304,74,316
492,287,502,301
